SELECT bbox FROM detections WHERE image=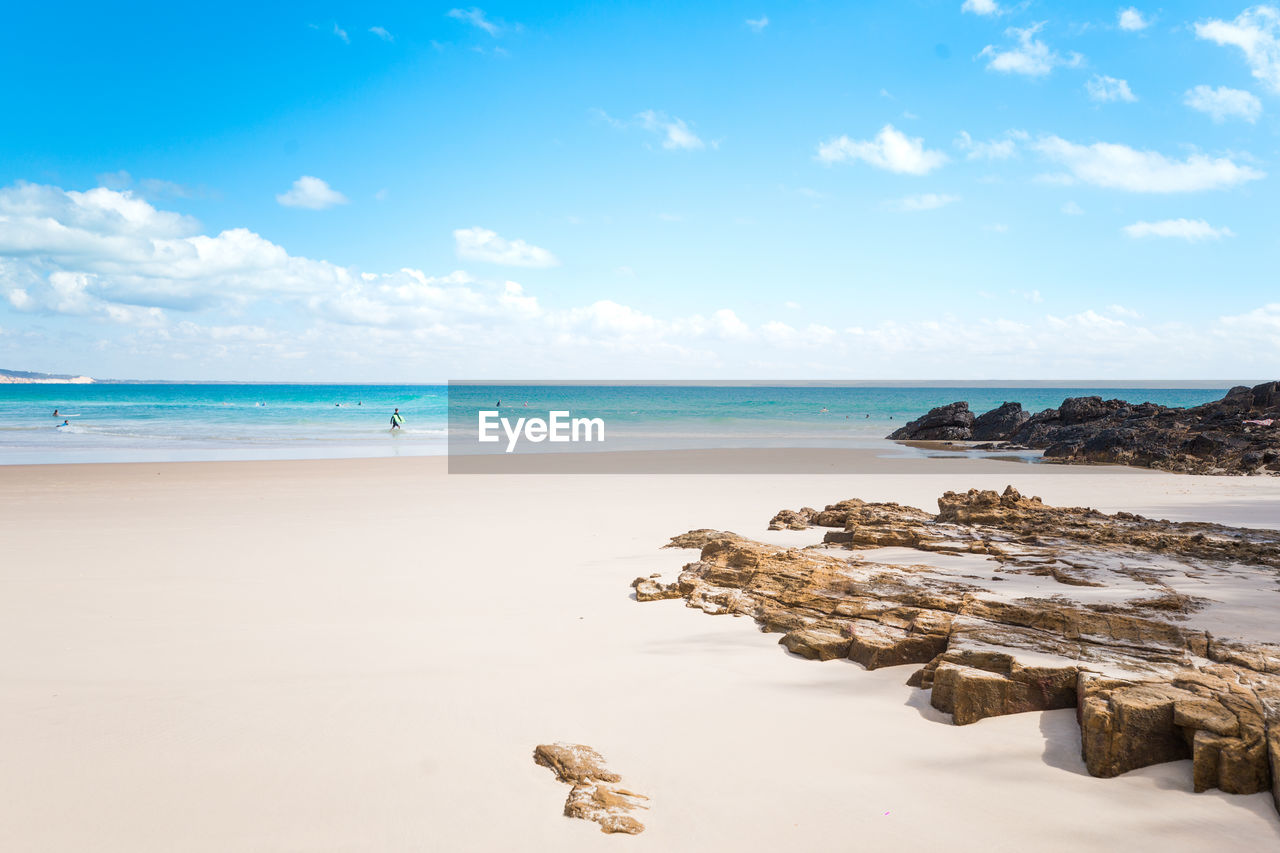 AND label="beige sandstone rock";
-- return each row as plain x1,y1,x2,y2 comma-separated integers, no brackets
533,743,648,834
635,487,1280,818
